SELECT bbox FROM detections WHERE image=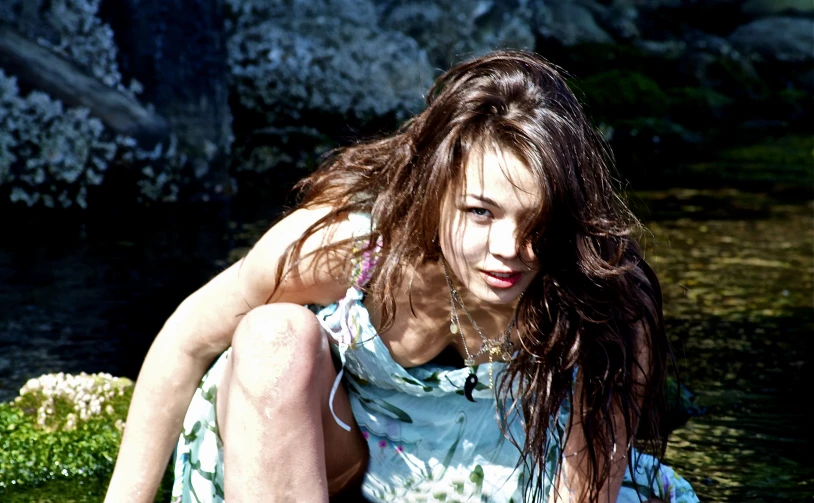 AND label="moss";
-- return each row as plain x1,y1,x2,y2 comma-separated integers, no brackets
636,133,814,191
675,134,814,187
667,87,733,126
0,373,171,501
546,43,683,84
717,135,814,166
0,402,122,493
571,70,670,122
702,55,769,100
760,88,812,124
